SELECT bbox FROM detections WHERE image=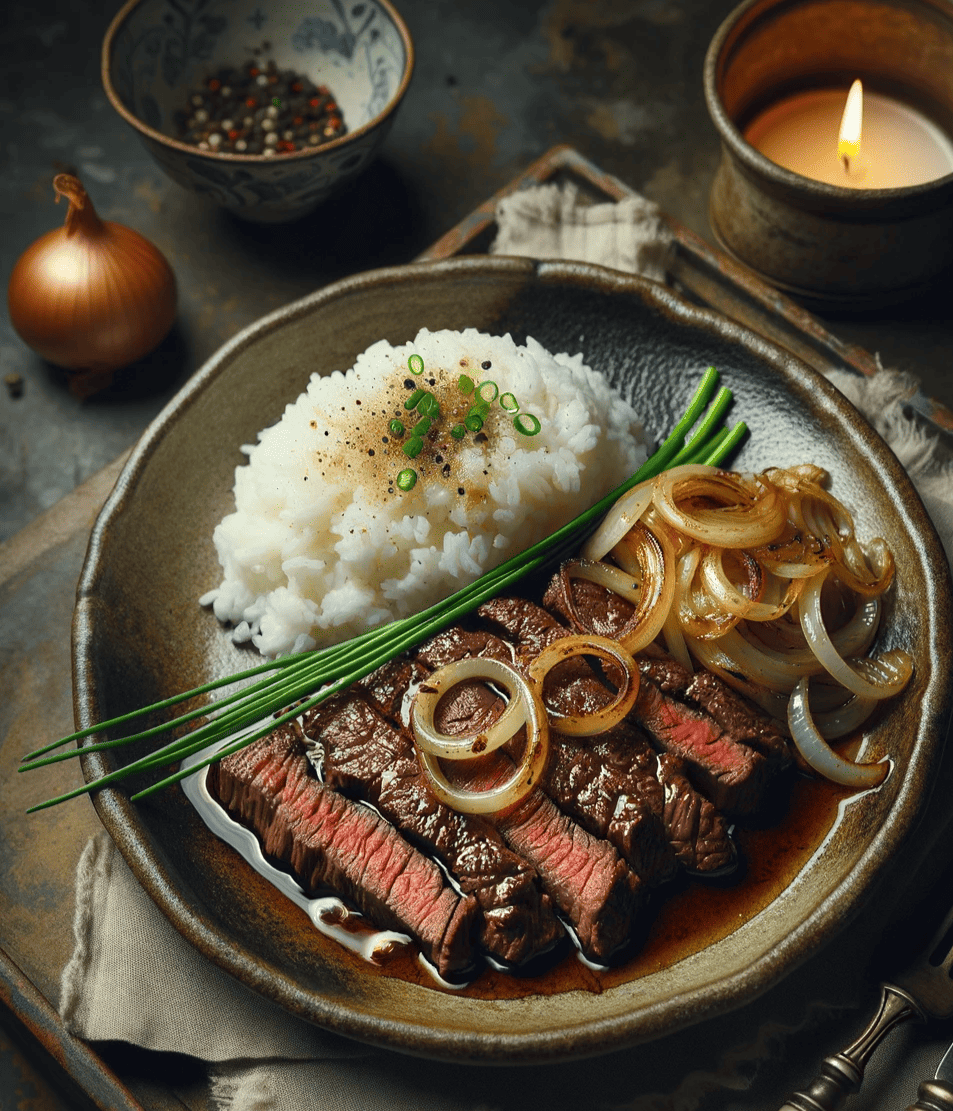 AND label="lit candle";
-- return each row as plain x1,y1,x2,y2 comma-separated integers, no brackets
744,81,953,188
